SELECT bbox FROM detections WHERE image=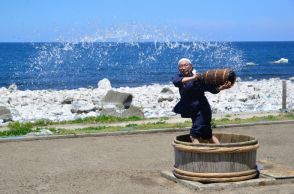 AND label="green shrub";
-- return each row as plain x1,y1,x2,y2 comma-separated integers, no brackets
1,122,34,137
125,124,138,127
